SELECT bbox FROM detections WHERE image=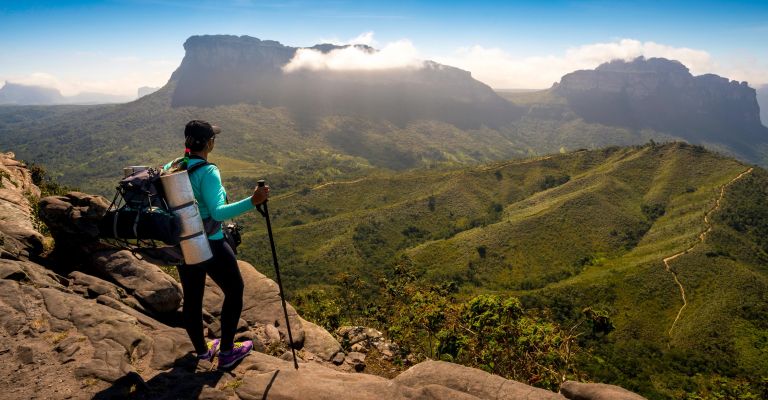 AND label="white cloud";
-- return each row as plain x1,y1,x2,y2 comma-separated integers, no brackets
435,39,768,89
347,31,376,46
318,31,377,46
284,37,423,72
